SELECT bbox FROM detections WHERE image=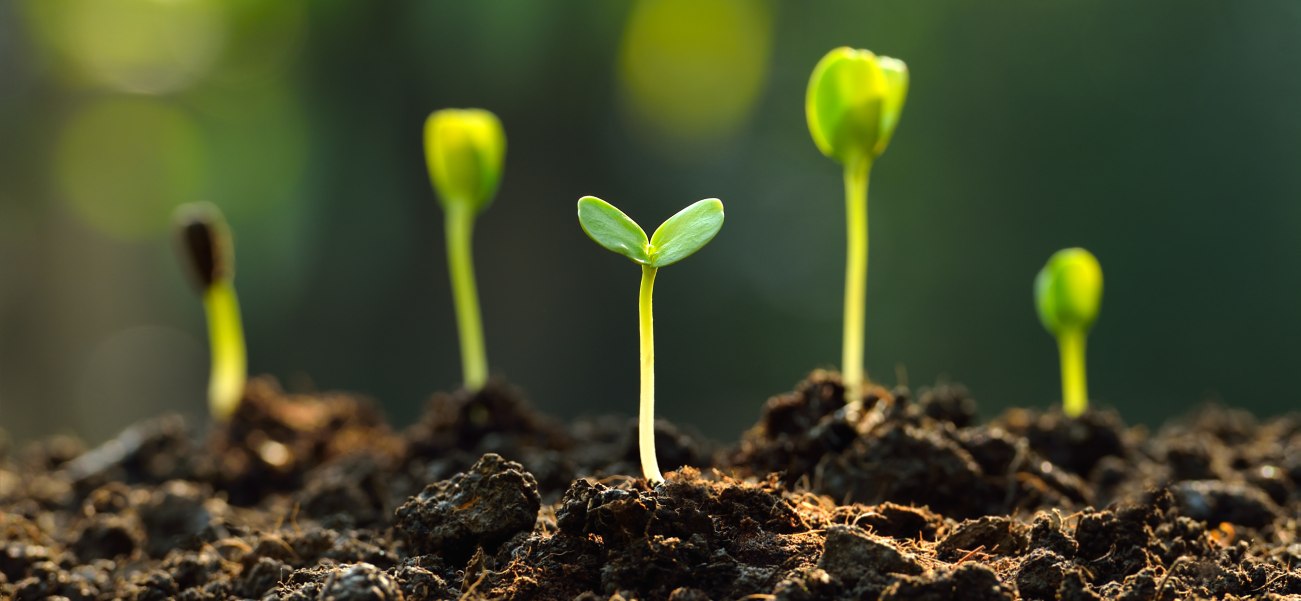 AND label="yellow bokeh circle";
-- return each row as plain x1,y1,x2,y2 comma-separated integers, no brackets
54,99,206,239
619,0,774,153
